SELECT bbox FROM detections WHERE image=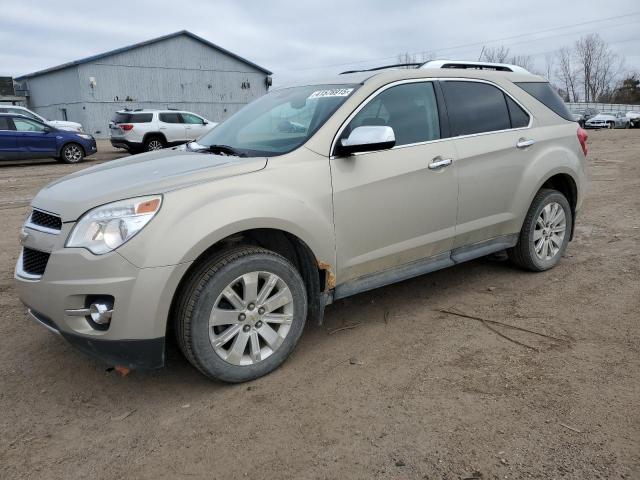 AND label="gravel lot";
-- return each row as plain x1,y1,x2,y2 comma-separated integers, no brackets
1,133,638,479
